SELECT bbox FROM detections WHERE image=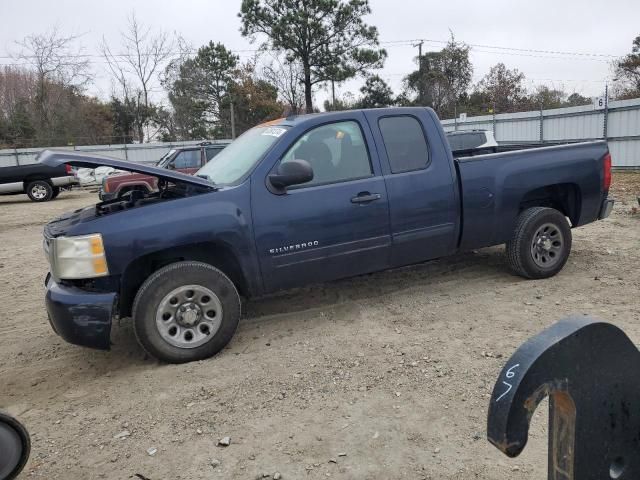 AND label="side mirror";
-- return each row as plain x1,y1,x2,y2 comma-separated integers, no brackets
0,411,30,480
268,159,314,191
